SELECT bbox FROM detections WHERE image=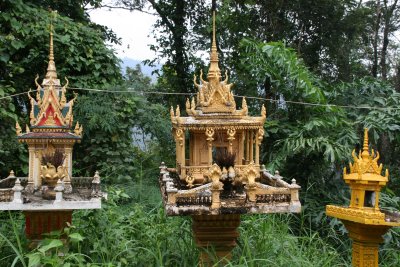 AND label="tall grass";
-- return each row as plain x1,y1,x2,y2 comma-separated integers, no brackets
0,182,398,266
